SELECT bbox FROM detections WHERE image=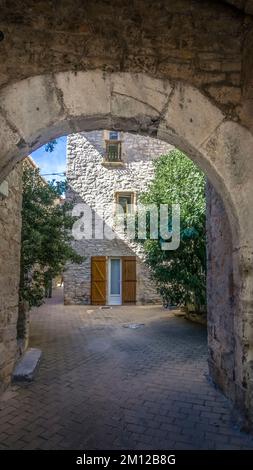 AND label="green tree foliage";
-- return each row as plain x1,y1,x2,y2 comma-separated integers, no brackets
20,165,83,309
140,150,206,310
